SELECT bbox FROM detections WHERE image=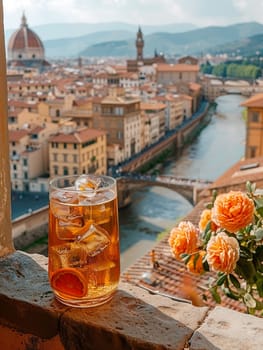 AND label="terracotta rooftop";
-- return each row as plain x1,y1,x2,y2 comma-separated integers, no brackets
48,128,106,144
156,63,199,72
206,156,263,191
9,129,28,142
241,93,263,107
140,102,166,111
